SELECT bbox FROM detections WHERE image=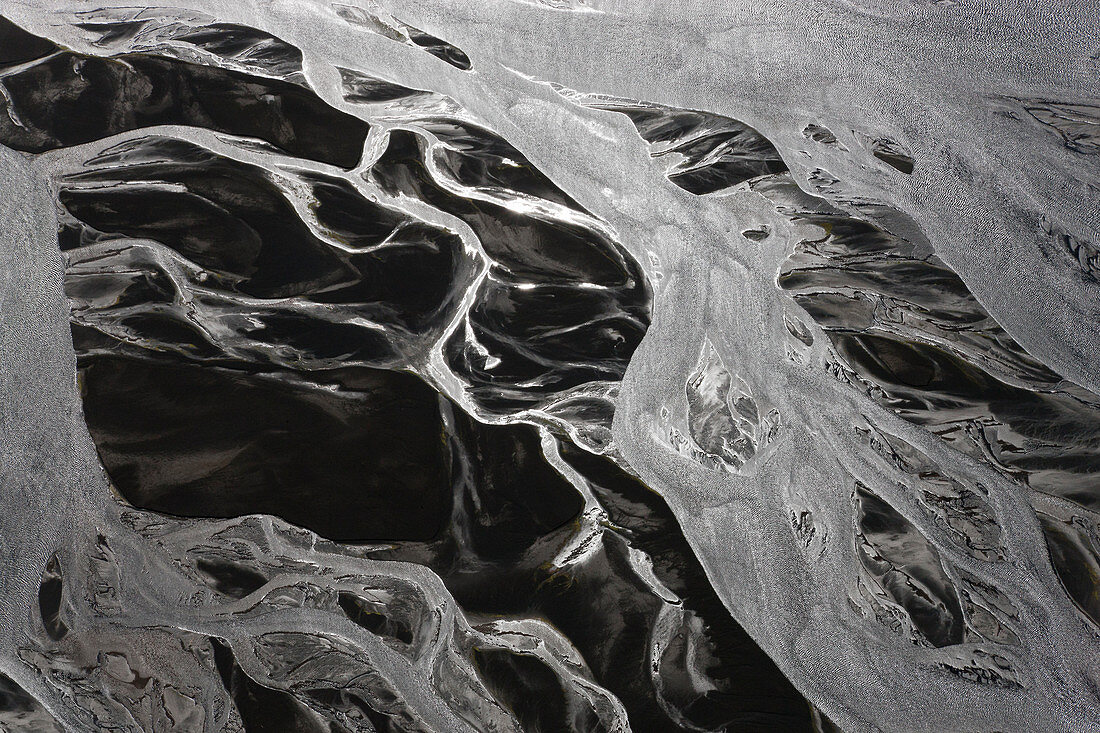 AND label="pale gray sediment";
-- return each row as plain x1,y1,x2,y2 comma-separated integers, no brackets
0,2,1098,731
